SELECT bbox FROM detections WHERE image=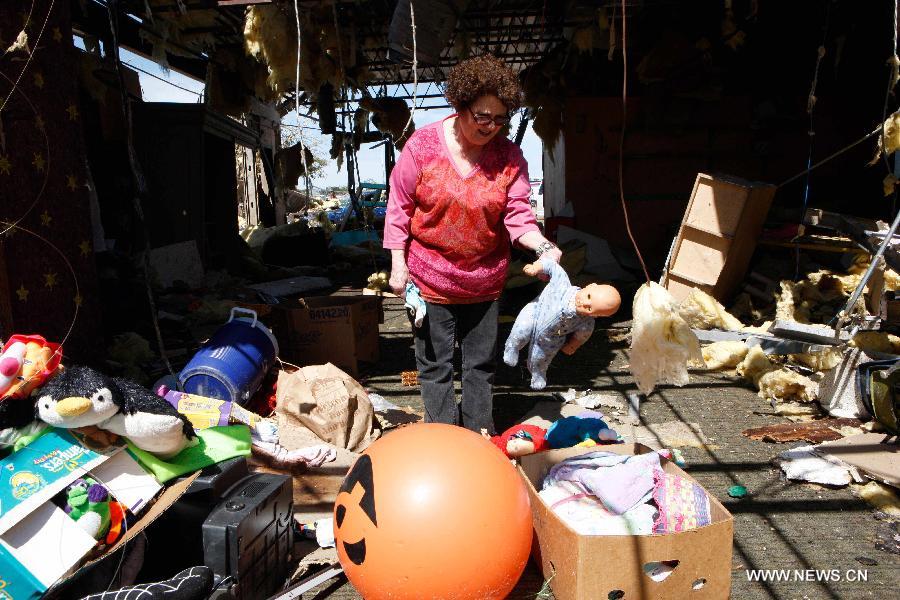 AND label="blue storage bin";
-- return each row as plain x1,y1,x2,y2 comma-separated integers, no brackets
179,307,279,405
